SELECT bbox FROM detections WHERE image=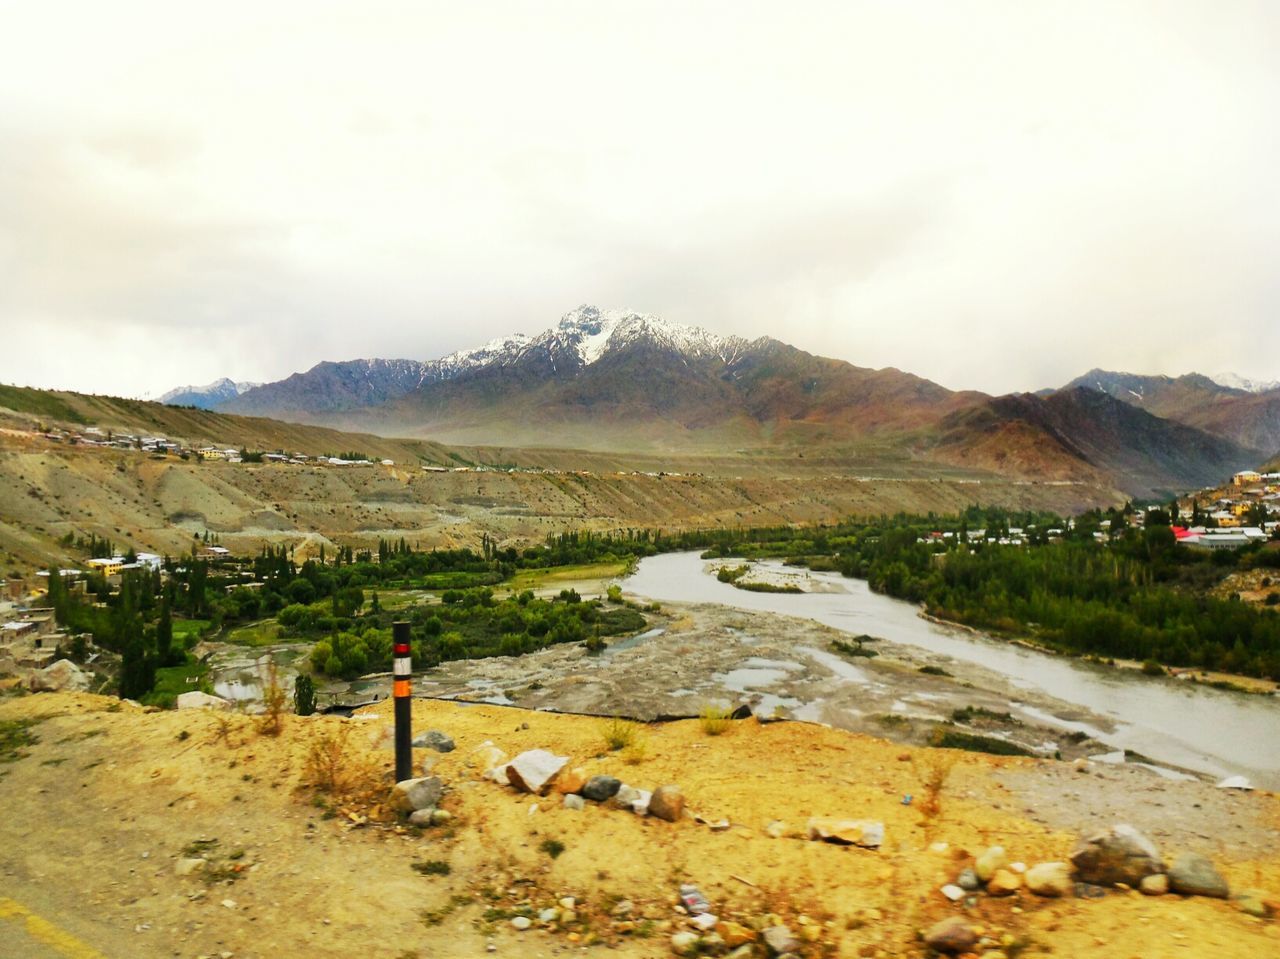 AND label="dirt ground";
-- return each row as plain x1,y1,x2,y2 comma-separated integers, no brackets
2,691,1279,959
